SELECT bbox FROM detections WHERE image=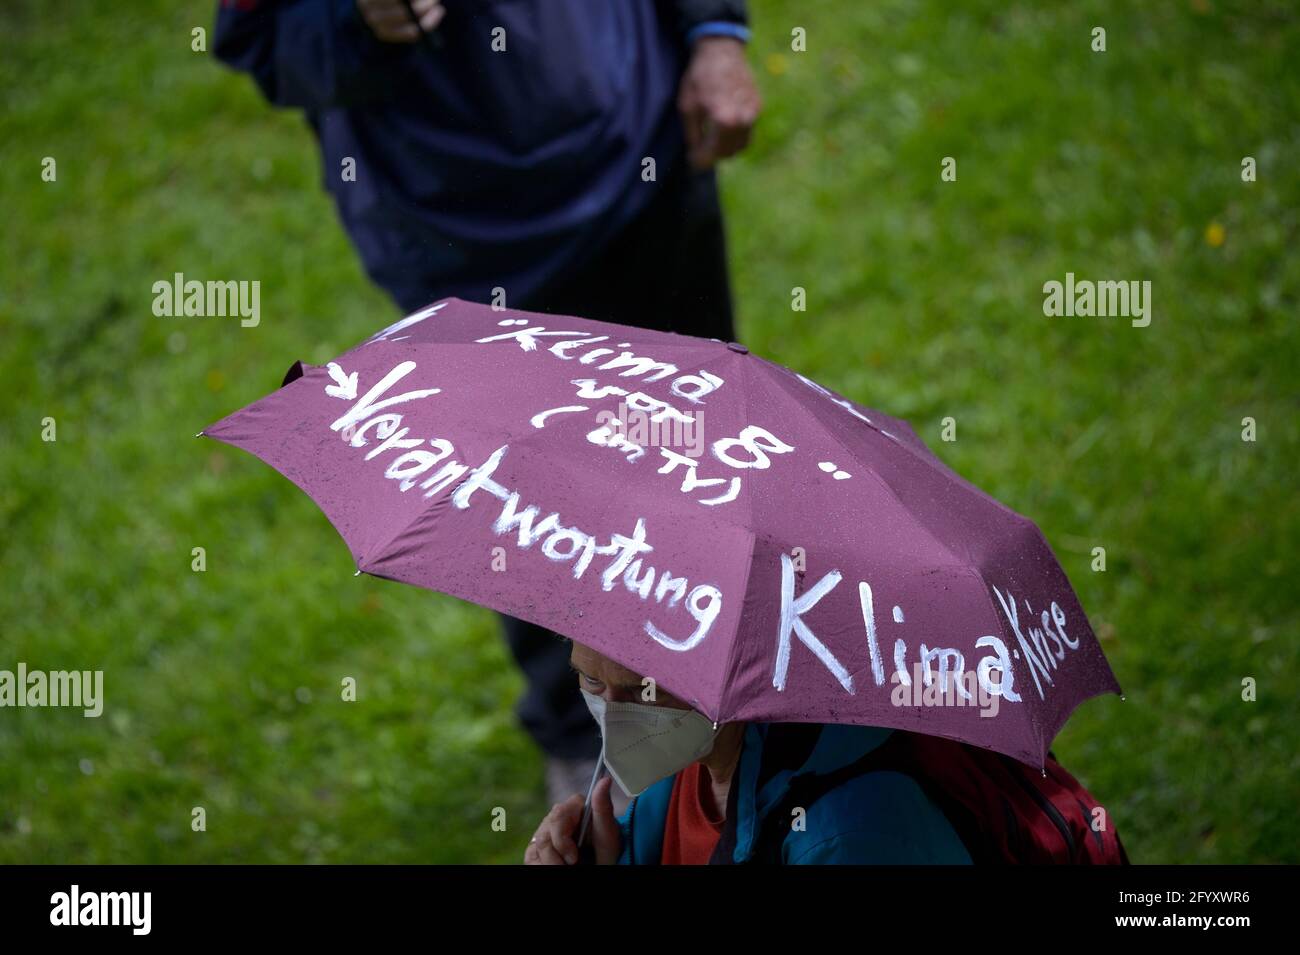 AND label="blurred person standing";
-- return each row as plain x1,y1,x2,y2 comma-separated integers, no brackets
212,0,761,808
